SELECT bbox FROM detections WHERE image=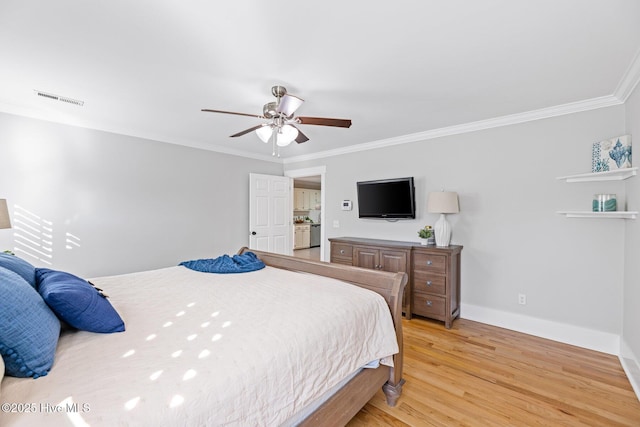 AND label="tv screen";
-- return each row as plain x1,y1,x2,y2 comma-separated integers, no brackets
357,177,416,219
